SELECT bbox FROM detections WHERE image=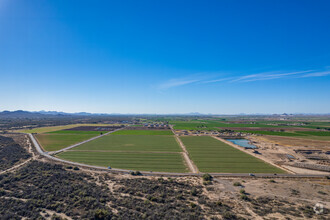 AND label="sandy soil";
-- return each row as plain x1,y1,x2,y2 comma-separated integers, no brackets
247,136,330,174
210,177,330,219
257,135,330,148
